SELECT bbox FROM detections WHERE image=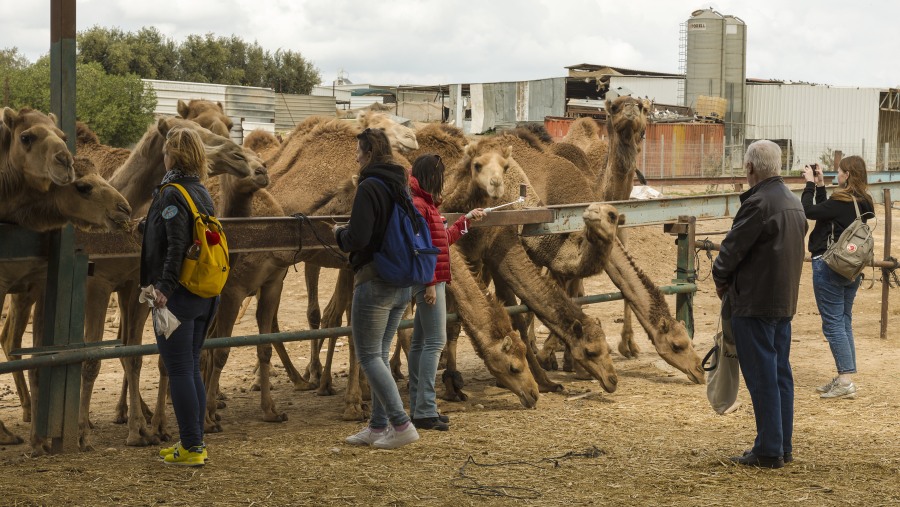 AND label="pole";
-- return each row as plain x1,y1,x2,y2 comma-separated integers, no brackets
672,216,696,338
881,188,892,340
